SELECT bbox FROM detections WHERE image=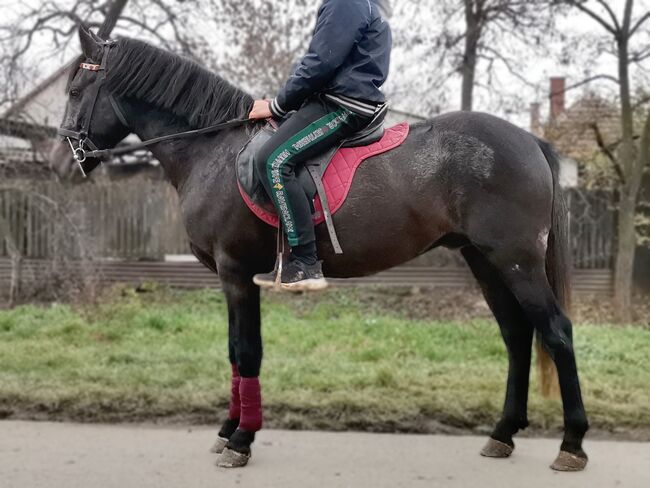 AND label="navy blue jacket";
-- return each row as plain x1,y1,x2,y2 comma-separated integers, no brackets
271,0,392,118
